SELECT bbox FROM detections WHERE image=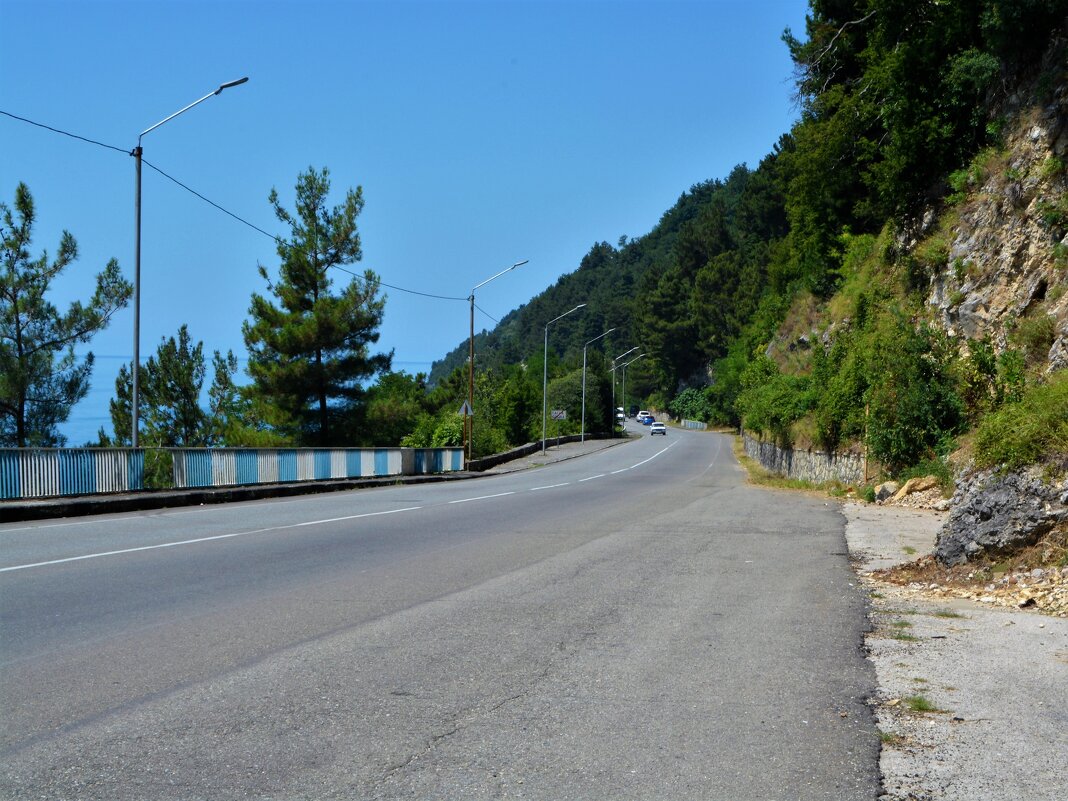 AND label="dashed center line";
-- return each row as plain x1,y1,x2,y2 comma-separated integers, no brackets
448,491,516,505
4,438,692,573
